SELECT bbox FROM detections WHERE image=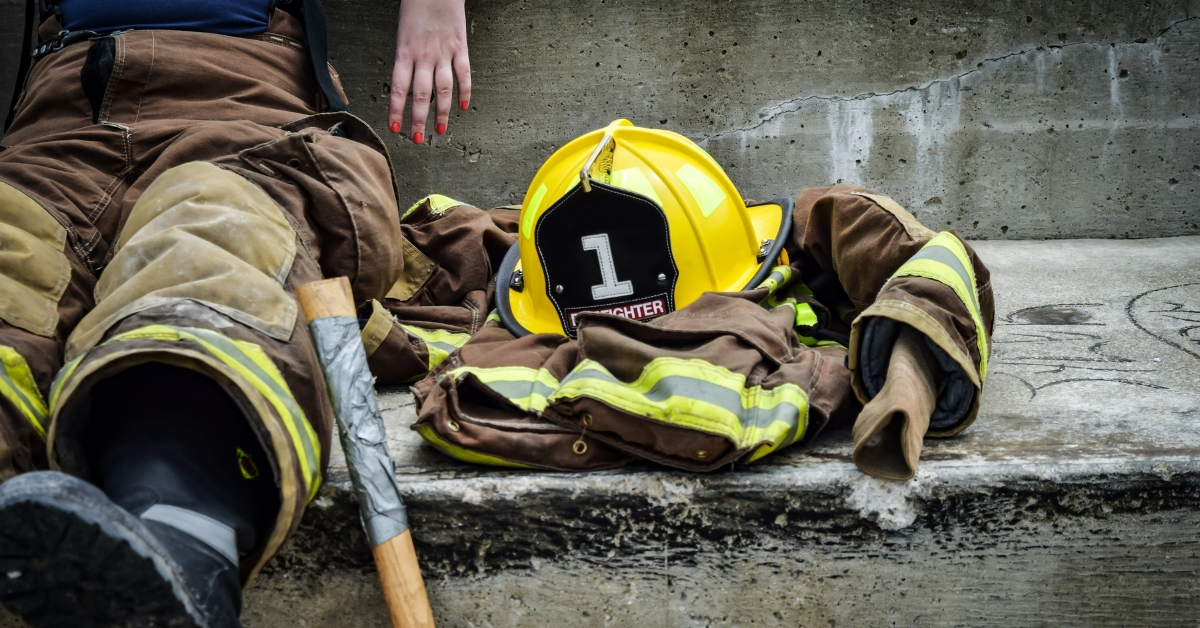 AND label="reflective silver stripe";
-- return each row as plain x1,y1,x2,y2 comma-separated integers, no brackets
482,379,558,403
560,367,805,435
422,338,462,355
142,504,238,565
907,244,981,315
